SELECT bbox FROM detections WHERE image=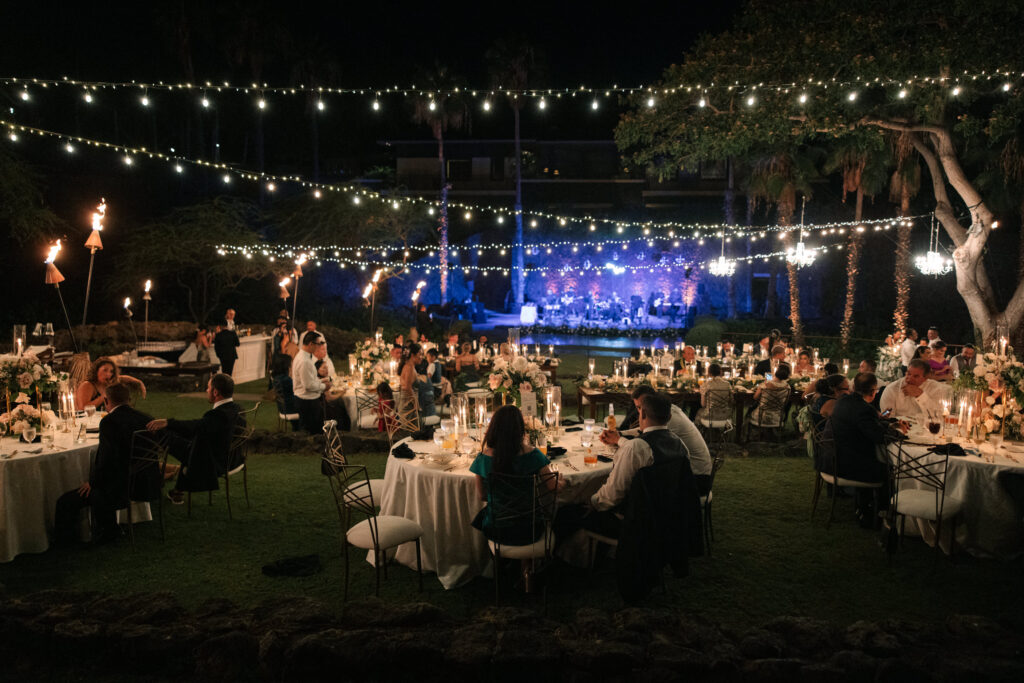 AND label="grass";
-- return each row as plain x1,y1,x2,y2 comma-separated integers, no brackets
2,395,1021,629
